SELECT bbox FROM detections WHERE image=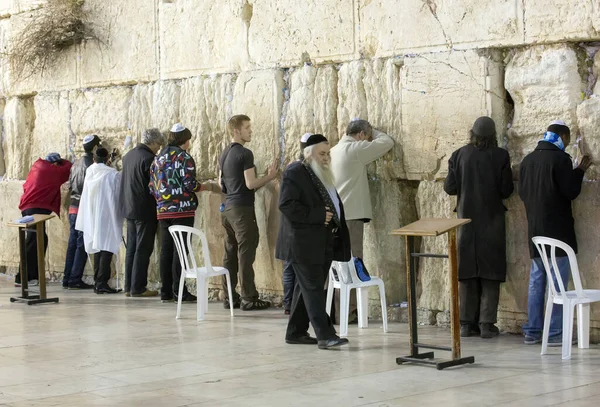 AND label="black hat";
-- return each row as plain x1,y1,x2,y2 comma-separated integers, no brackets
472,116,496,137
304,134,328,147
94,147,109,163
